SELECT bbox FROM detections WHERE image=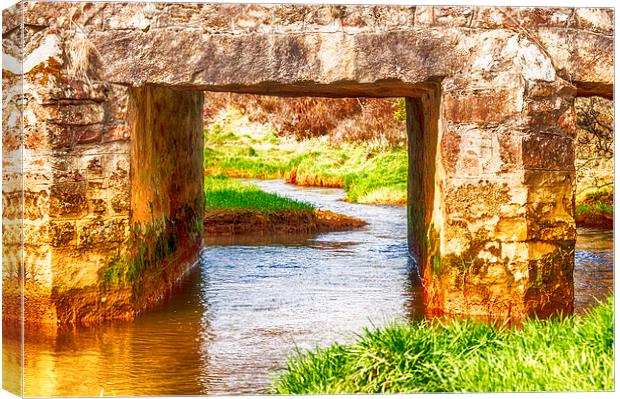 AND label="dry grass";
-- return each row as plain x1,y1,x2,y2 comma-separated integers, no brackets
285,169,345,188
203,92,407,146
